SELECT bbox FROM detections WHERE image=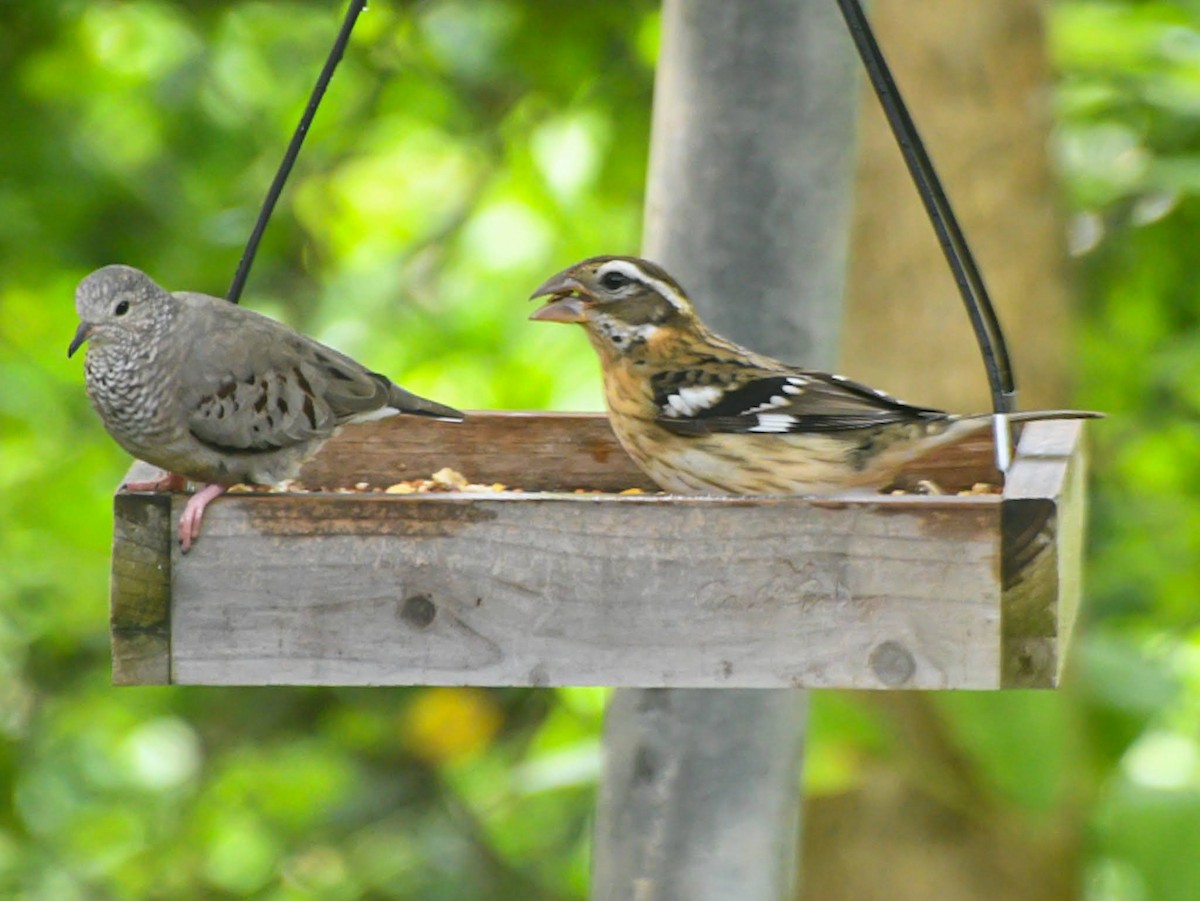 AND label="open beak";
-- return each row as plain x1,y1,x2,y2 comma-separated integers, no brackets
67,321,94,358
529,273,591,323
